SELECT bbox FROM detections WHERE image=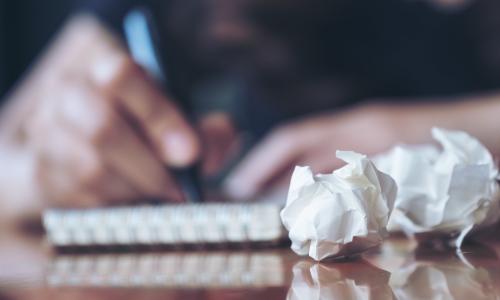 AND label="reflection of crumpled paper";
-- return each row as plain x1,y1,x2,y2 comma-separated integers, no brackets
389,258,496,300
281,151,397,261
287,260,392,300
375,128,500,247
